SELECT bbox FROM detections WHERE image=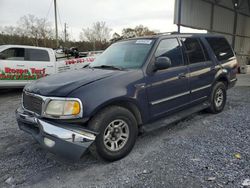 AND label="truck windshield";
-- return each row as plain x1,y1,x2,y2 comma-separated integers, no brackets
90,39,155,69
